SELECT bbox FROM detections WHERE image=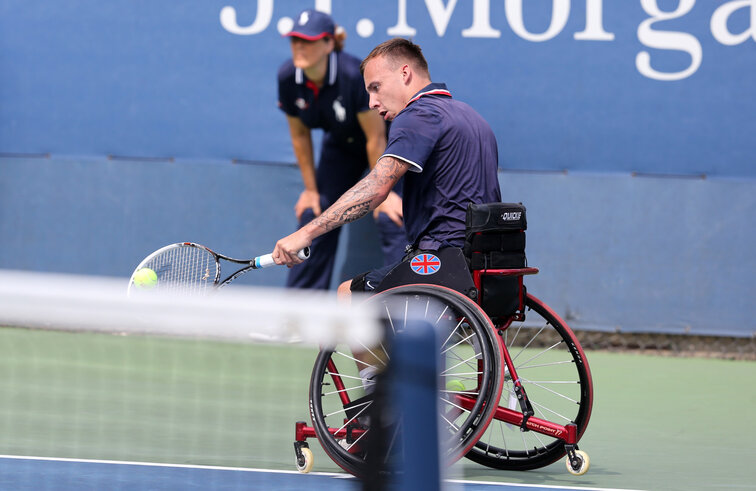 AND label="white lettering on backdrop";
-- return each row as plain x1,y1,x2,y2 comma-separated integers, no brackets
220,0,755,81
